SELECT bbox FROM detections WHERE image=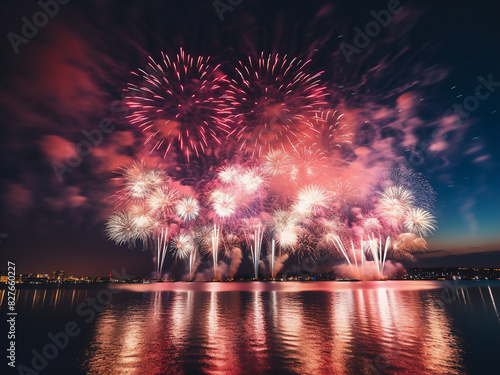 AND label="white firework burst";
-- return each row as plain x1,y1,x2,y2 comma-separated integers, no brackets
262,149,293,176
147,185,180,217
210,190,237,218
240,167,265,194
218,165,241,184
175,196,200,221
171,233,194,259
128,204,156,241
363,217,383,234
405,208,437,237
293,185,330,217
106,211,138,246
377,186,415,228
120,161,165,200
270,210,300,249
